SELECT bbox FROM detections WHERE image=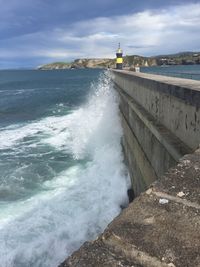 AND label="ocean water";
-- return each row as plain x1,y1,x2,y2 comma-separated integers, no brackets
0,69,130,267
141,64,200,80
